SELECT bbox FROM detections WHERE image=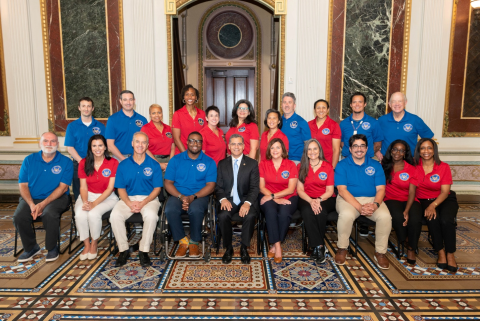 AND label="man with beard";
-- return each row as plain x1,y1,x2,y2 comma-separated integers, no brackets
164,131,216,258
14,132,73,263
